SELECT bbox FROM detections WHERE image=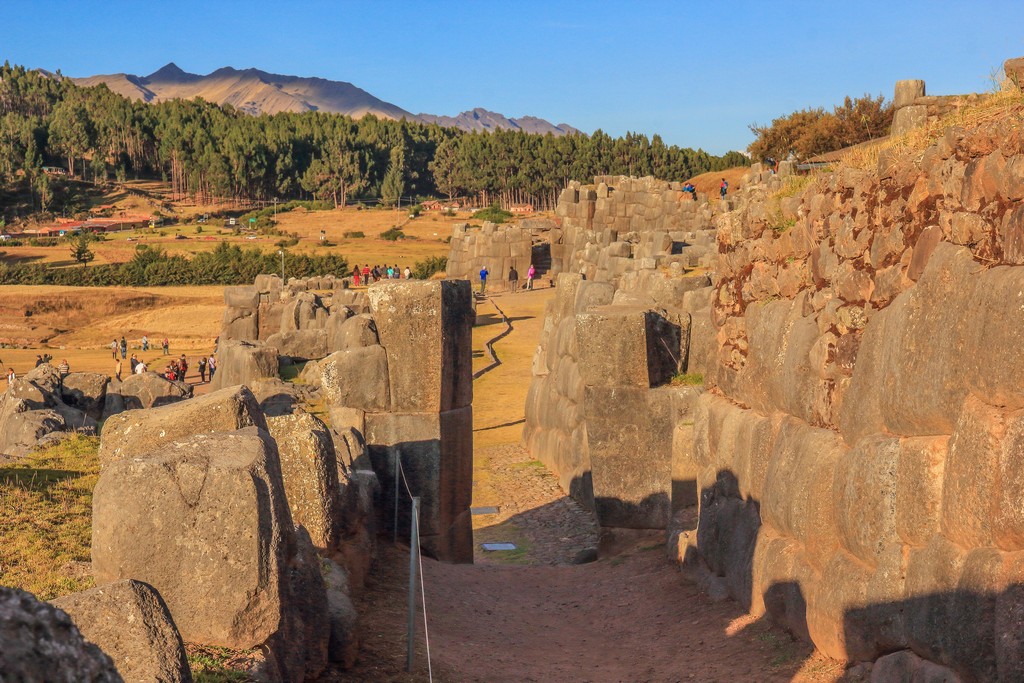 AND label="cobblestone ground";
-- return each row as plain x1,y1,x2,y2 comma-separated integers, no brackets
472,442,599,566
